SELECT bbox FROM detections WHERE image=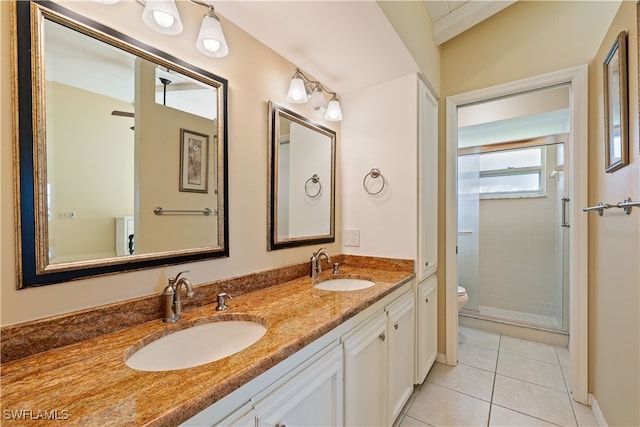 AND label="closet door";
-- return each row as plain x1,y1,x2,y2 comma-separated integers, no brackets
417,79,439,282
